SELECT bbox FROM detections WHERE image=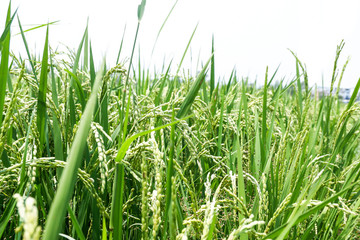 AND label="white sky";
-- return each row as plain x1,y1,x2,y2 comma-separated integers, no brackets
1,0,360,88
